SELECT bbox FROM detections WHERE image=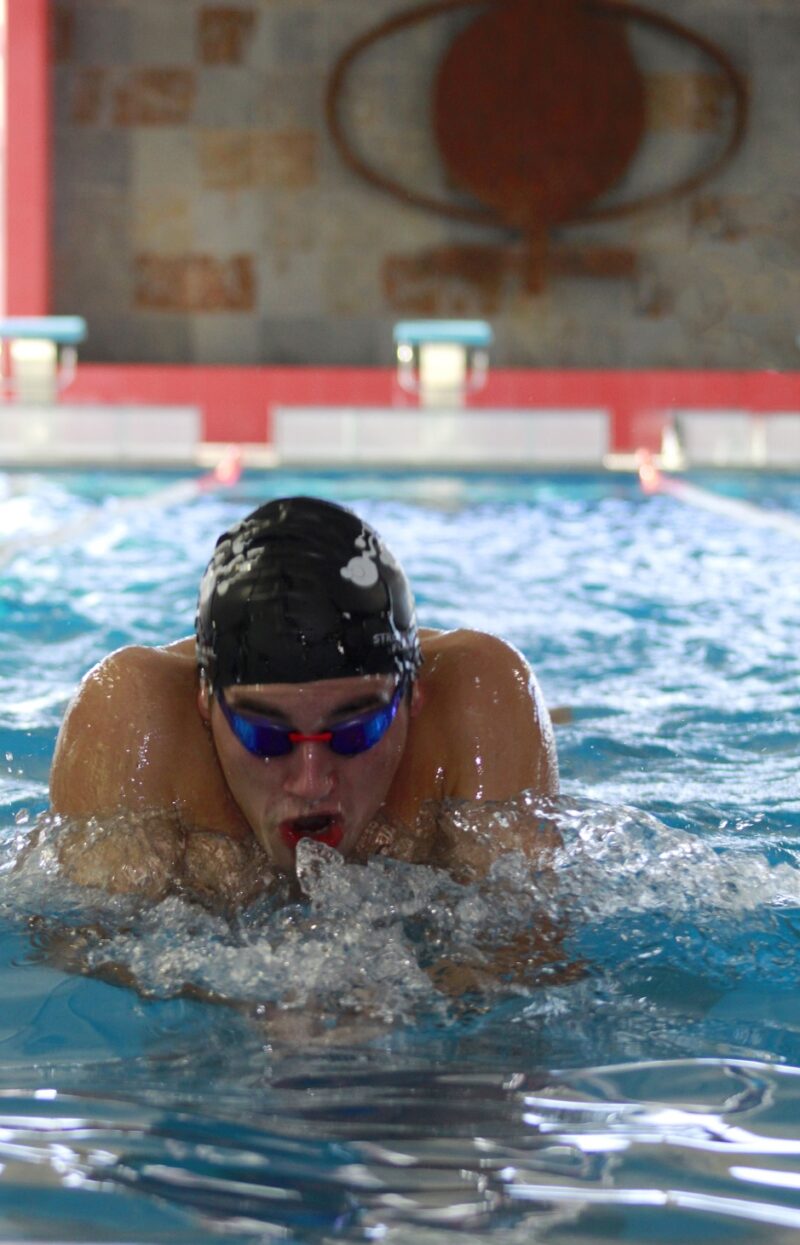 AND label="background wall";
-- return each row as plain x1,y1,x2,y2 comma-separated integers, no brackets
51,0,799,369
